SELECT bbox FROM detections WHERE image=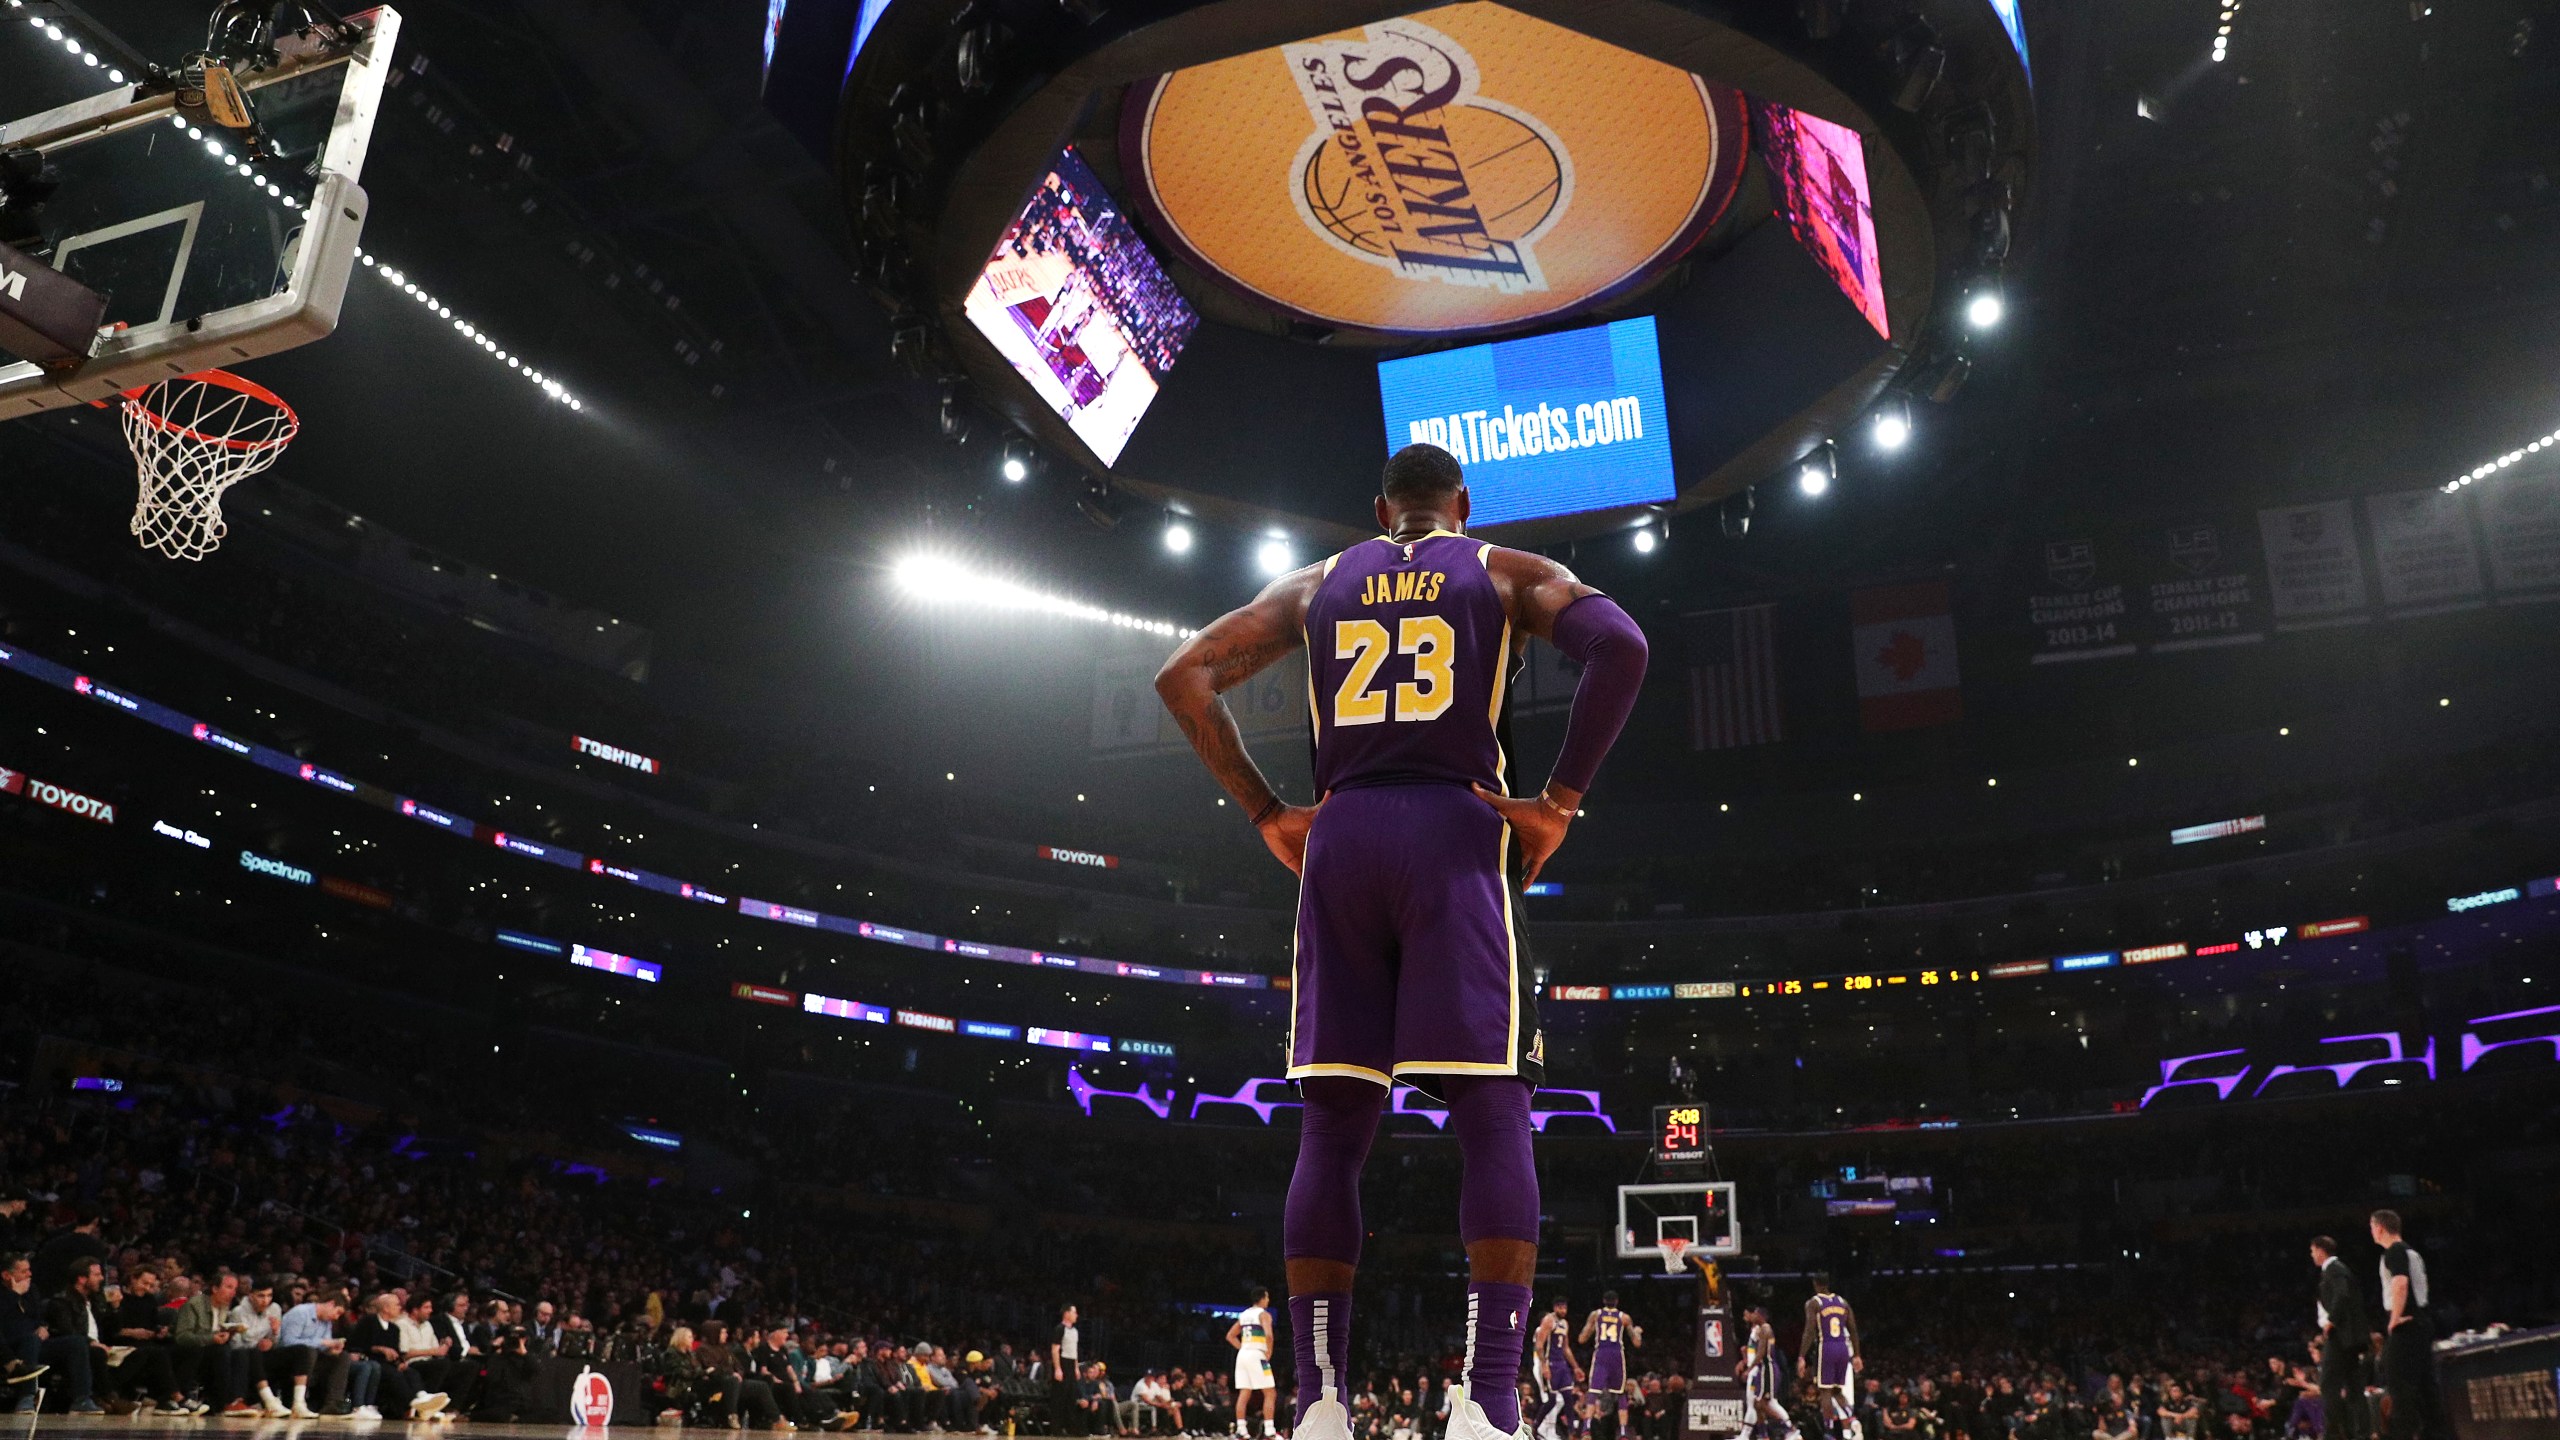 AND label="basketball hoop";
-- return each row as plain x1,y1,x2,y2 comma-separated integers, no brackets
118,370,298,561
1659,1236,1691,1275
